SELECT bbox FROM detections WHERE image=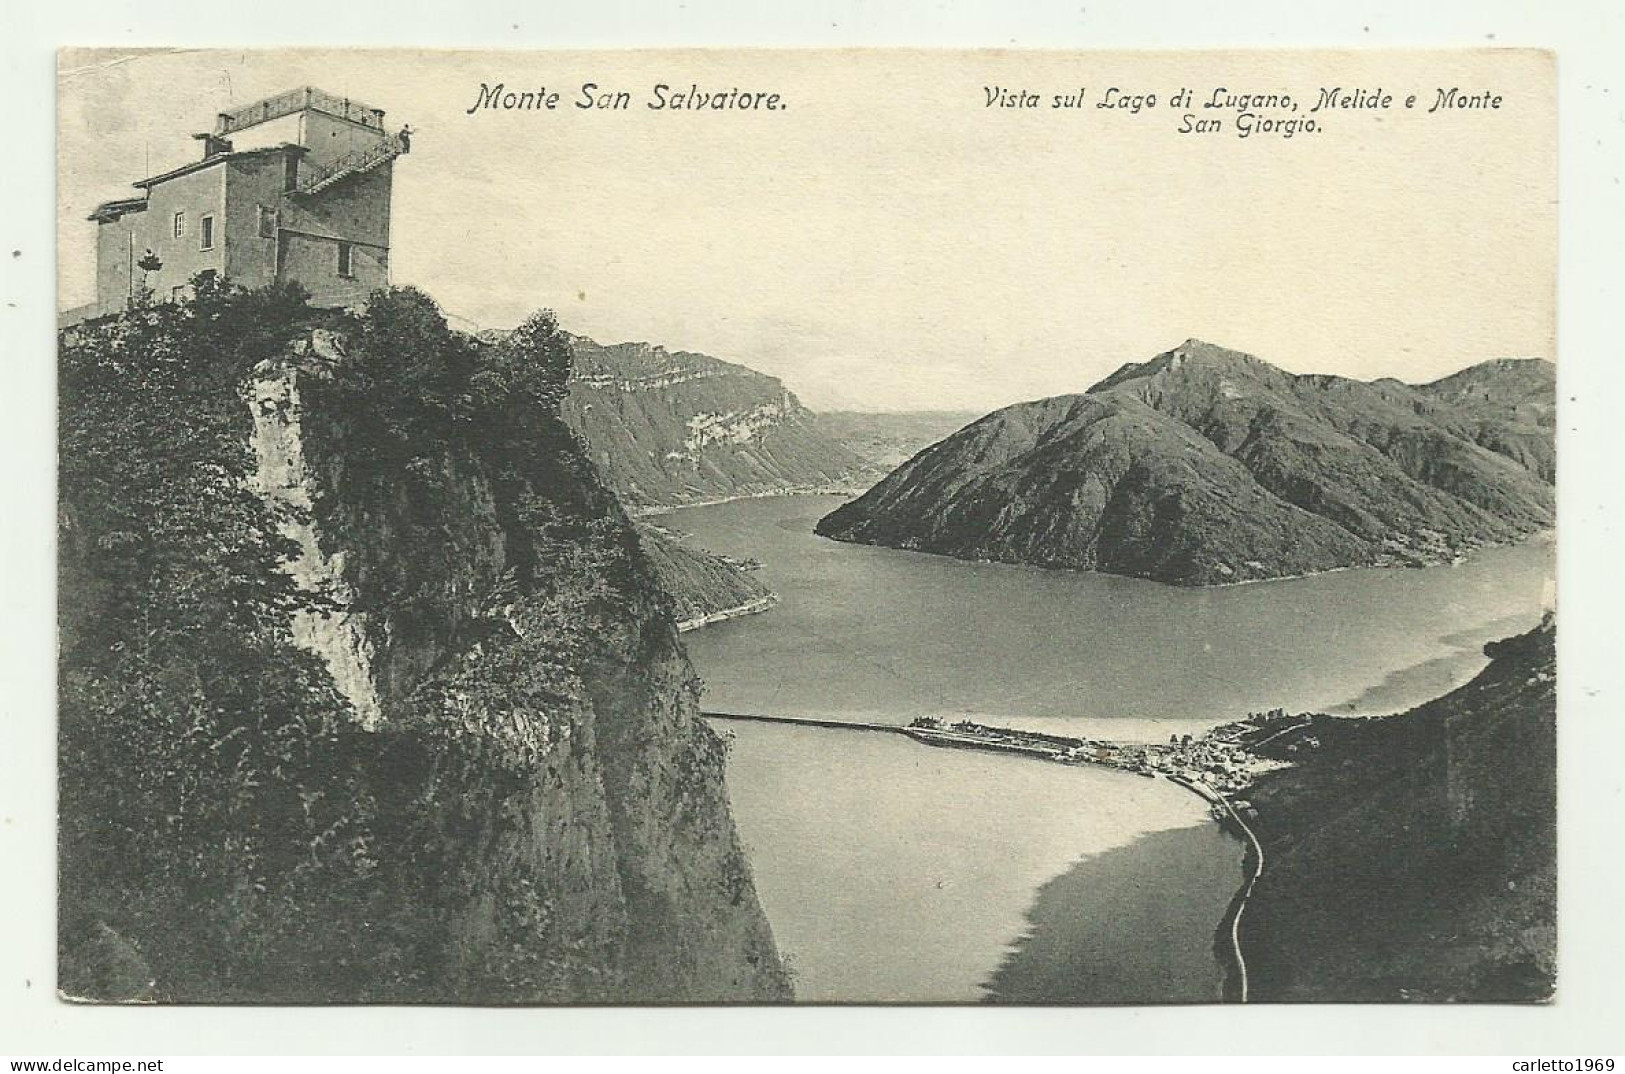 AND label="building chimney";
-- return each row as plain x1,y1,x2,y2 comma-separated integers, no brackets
193,132,233,160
